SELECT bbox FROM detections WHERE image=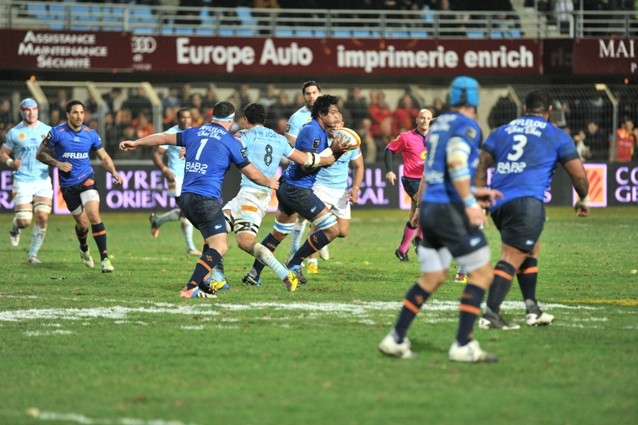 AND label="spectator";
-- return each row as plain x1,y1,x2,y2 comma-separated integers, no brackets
190,106,204,127
392,93,419,133
614,117,637,162
572,129,591,161
431,96,447,116
201,87,219,111
358,117,377,164
0,99,12,128
488,93,518,130
122,87,152,120
102,112,119,158
134,113,154,139
267,90,295,124
368,90,392,140
584,120,610,161
49,88,69,119
162,87,182,110
337,96,353,128
49,109,62,126
344,85,369,129
257,84,279,109
102,87,123,114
